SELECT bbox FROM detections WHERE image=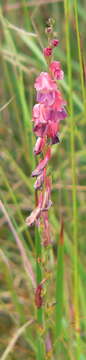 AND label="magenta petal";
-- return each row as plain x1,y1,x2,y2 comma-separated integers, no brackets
33,123,46,137
47,121,59,138
50,61,64,80
43,47,52,56
34,72,57,92
57,107,67,120
37,90,55,106
32,148,51,177
52,39,59,47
